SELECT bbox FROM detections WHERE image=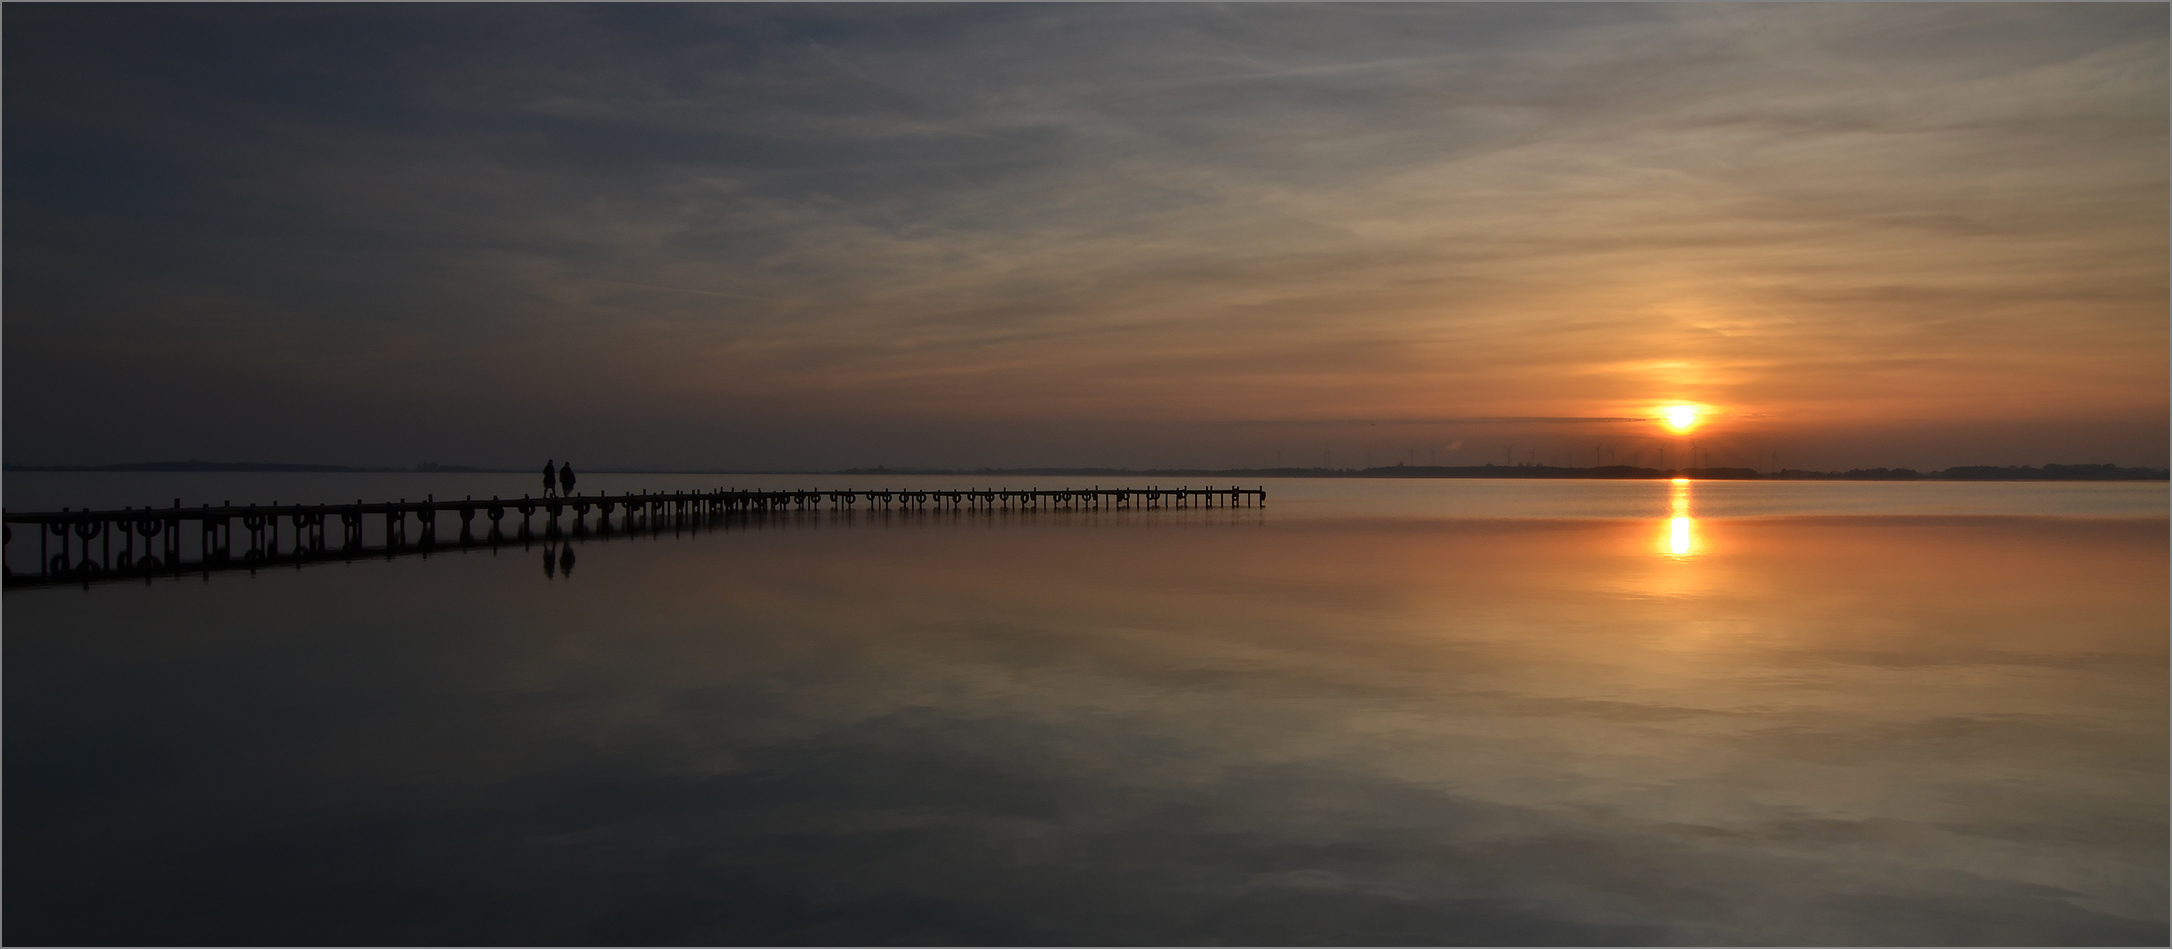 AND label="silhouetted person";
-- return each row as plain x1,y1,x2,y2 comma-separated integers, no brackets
543,459,556,497
558,545,576,577
559,462,577,496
